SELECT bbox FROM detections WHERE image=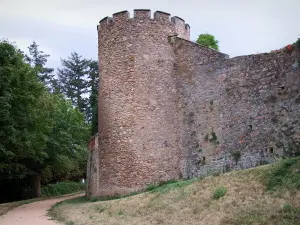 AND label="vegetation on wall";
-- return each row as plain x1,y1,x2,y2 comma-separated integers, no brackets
196,33,219,51
204,129,219,145
231,151,241,165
